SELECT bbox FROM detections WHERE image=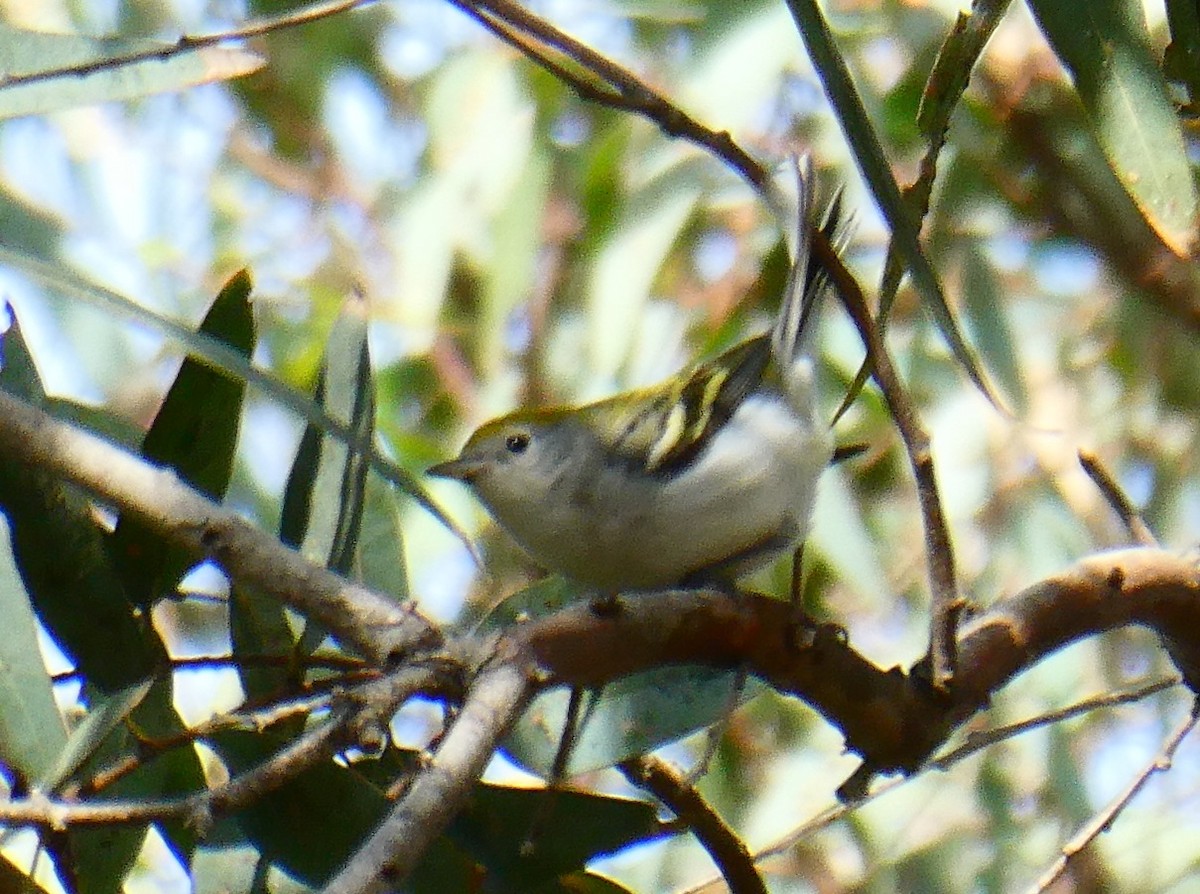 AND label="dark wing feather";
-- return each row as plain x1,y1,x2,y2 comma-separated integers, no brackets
596,335,772,477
